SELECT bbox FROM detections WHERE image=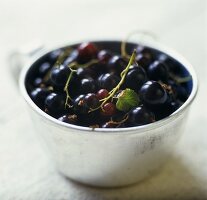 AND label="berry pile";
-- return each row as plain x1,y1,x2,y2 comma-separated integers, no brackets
27,41,191,128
